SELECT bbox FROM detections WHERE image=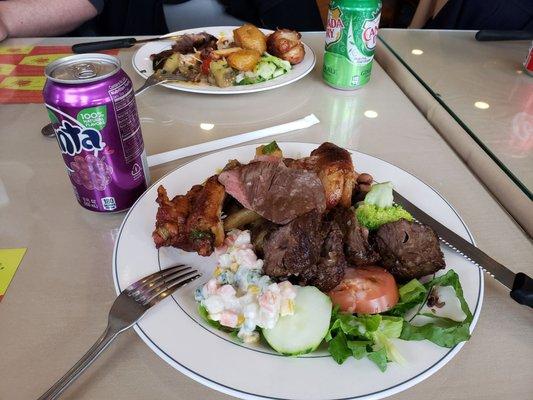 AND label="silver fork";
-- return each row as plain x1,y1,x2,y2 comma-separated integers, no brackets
134,70,189,96
38,265,200,400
